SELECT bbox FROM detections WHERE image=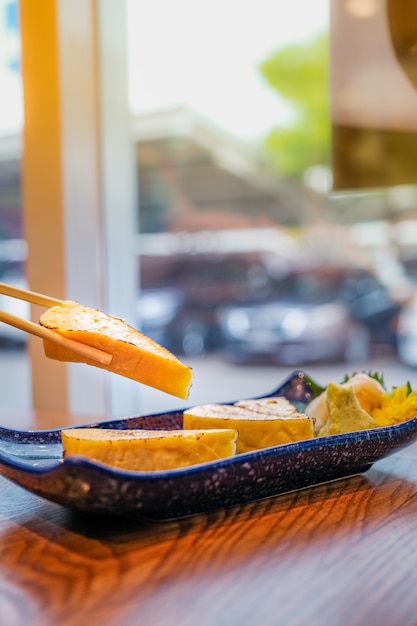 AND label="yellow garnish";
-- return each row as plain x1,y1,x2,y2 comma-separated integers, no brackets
371,385,417,427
